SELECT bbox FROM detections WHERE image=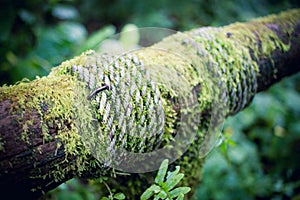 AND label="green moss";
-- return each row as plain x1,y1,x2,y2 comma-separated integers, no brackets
54,50,183,162
52,8,300,198
0,73,100,183
50,50,97,76
118,9,300,197
160,96,177,143
135,49,196,141
221,8,299,79
1,8,298,198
